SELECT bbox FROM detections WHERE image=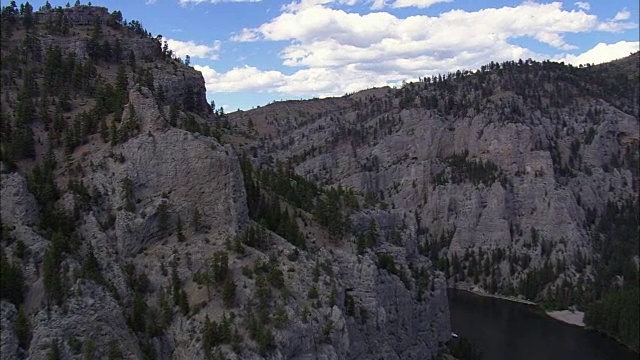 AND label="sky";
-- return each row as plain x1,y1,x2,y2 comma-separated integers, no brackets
28,0,640,111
